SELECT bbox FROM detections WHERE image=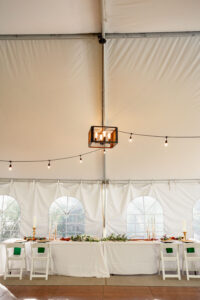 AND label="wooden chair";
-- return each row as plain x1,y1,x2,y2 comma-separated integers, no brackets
30,242,50,280
159,243,181,280
4,242,26,280
182,243,200,280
